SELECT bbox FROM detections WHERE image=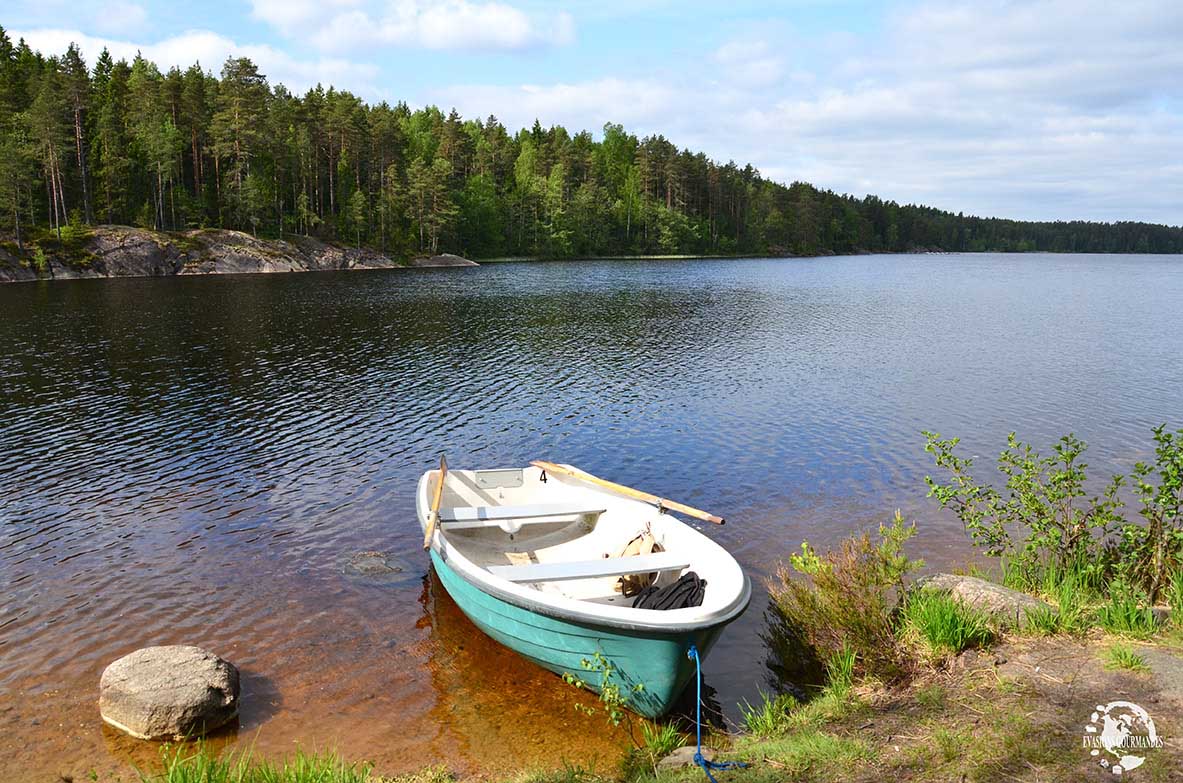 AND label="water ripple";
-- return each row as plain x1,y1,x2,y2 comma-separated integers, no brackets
1,254,1181,778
